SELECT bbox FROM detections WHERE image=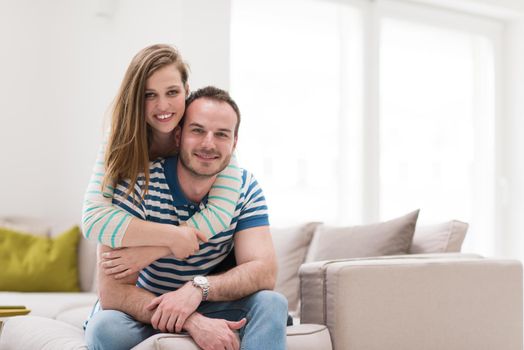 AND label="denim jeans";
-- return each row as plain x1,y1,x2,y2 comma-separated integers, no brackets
84,290,288,350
